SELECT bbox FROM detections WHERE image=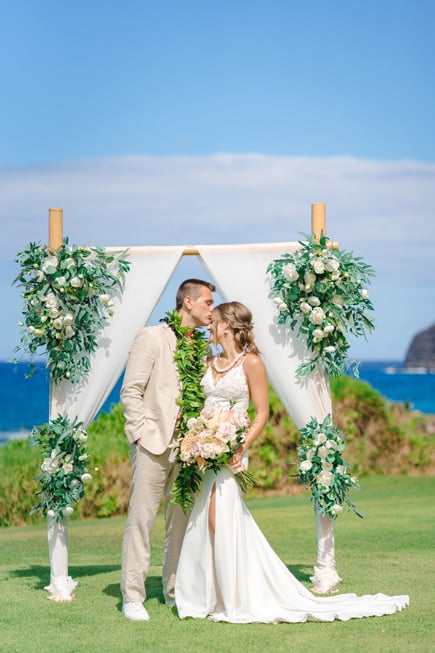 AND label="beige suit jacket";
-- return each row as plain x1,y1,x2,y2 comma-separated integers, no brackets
120,323,180,455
